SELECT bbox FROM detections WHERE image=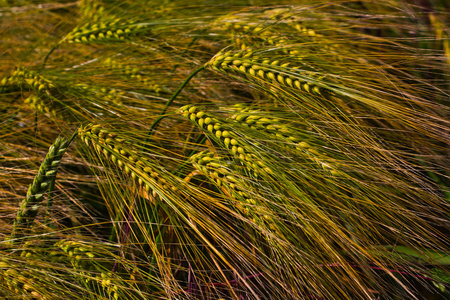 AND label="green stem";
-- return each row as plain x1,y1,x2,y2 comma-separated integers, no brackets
41,45,59,69
143,66,205,148
108,208,122,242
148,220,166,277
